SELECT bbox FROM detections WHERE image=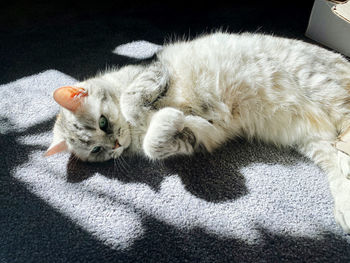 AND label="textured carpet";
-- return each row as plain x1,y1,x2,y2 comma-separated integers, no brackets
2,40,350,263
1,2,350,262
